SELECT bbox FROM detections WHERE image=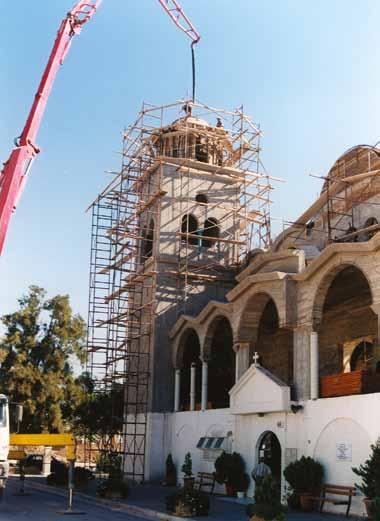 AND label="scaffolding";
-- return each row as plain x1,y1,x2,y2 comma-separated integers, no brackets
85,99,278,481
279,145,380,249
